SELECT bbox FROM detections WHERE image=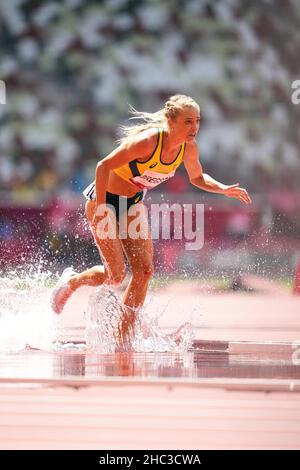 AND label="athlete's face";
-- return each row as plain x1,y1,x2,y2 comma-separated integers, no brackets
170,106,201,143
